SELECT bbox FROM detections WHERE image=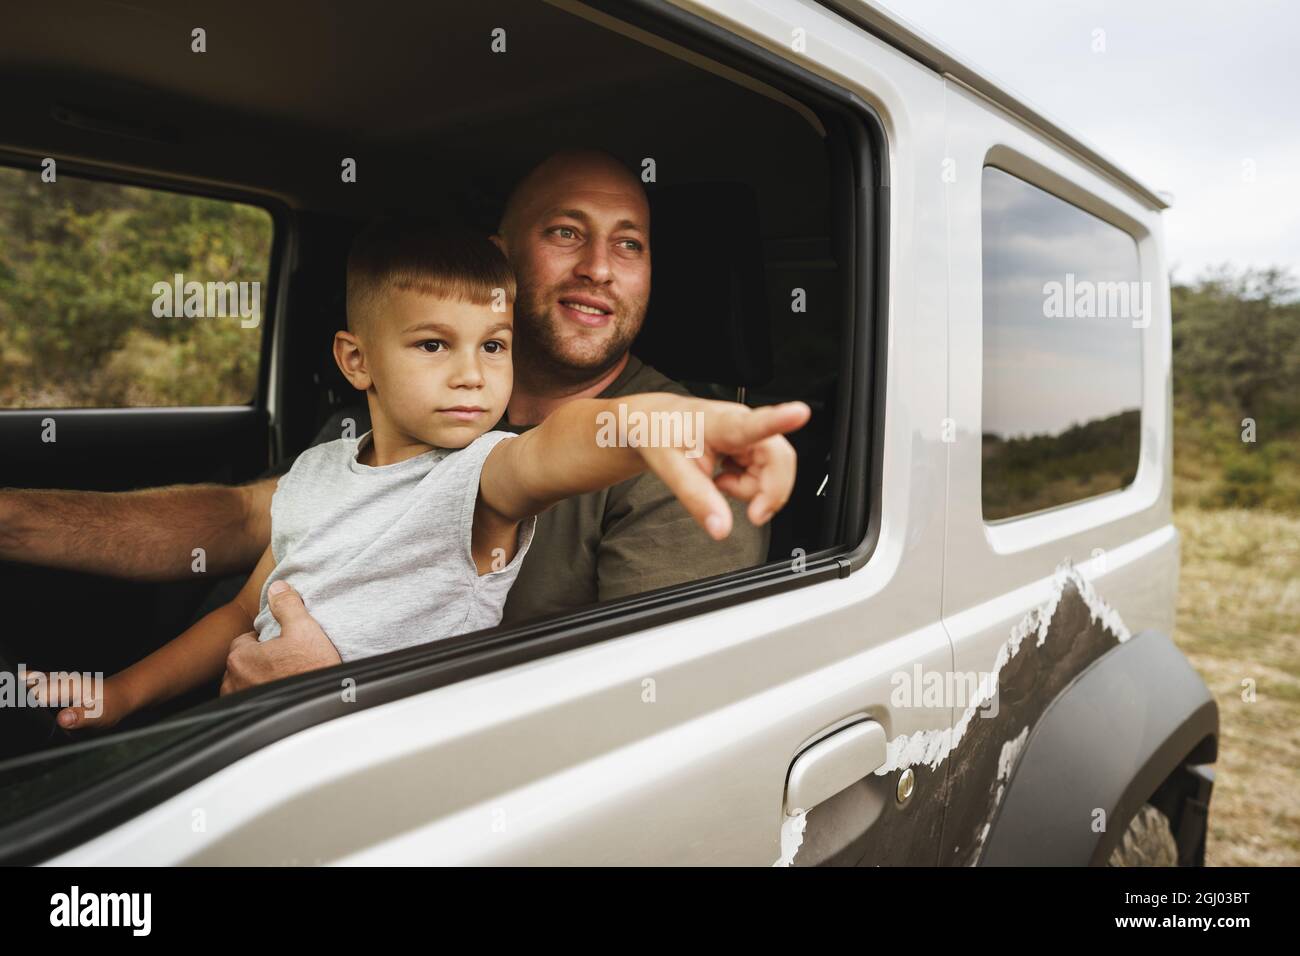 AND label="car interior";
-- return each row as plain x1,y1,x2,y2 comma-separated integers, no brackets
0,0,862,766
